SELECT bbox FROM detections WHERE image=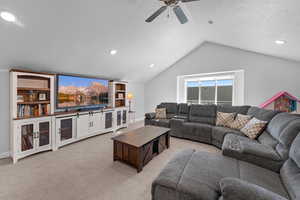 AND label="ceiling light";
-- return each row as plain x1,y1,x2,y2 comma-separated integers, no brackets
0,11,16,22
149,64,155,68
110,50,117,55
275,40,286,45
